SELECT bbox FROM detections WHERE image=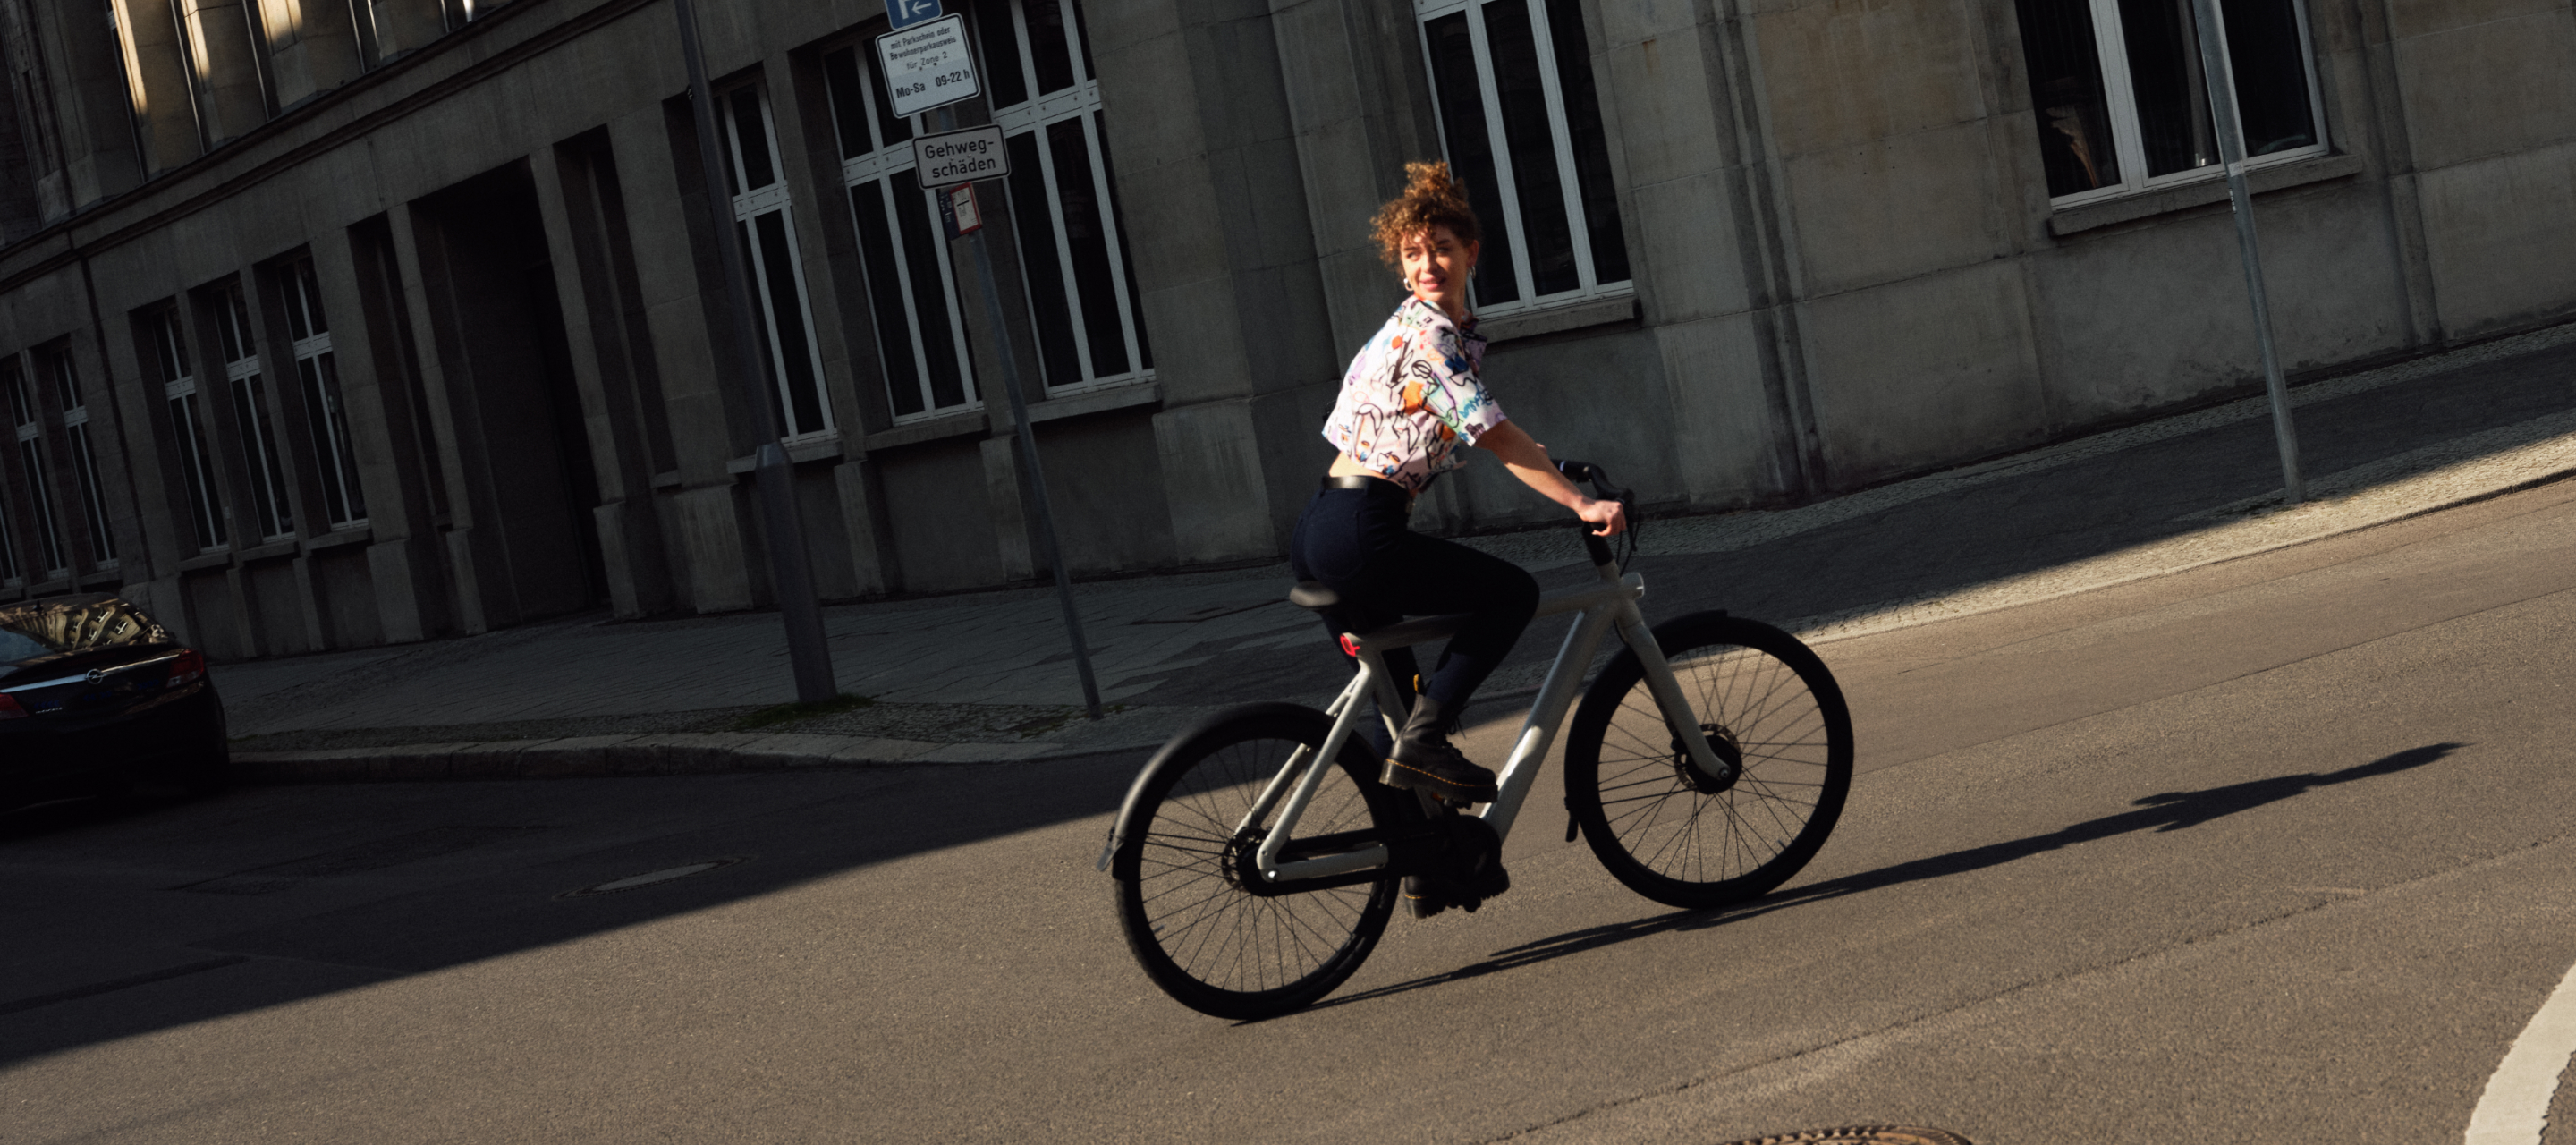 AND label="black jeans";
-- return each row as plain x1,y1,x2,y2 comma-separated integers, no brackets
1289,481,1539,714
